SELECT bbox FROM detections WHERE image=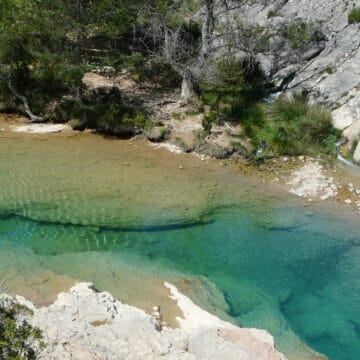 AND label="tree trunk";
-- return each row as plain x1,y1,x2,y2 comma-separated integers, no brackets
2,77,45,122
180,73,196,102
164,27,172,63
200,0,215,65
